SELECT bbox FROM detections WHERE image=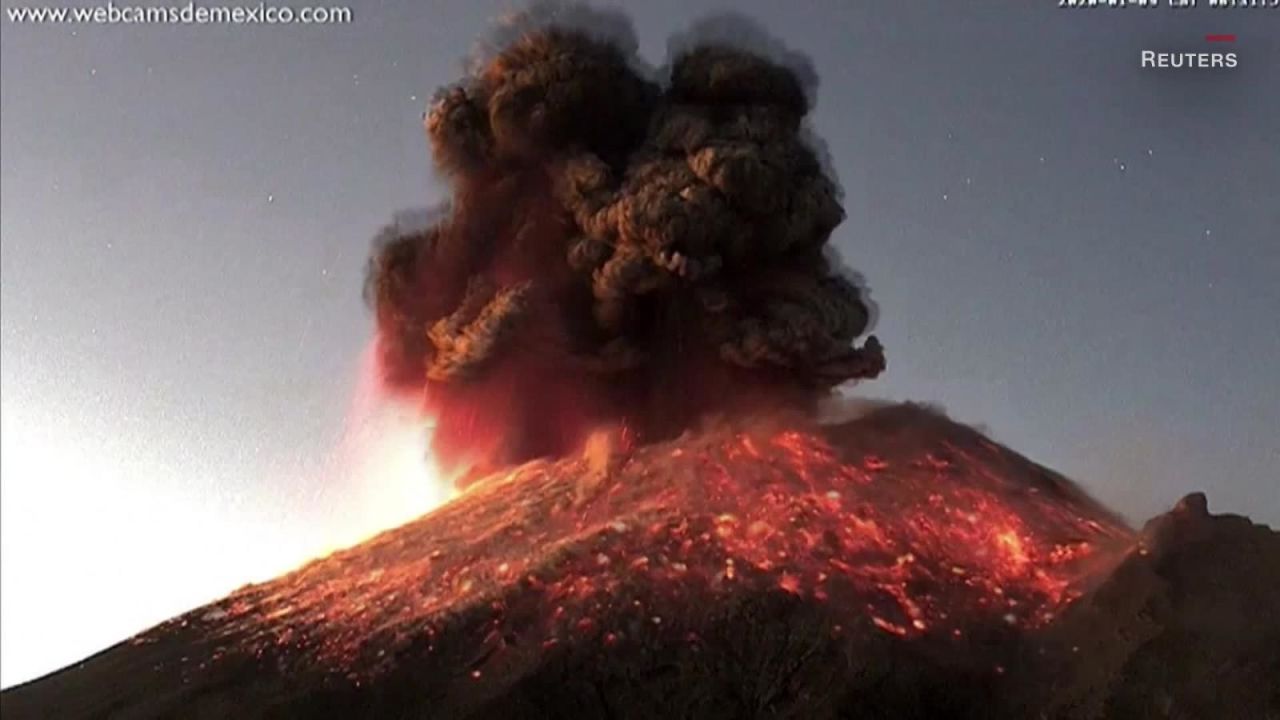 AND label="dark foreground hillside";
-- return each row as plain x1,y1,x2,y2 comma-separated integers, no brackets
3,405,1276,719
